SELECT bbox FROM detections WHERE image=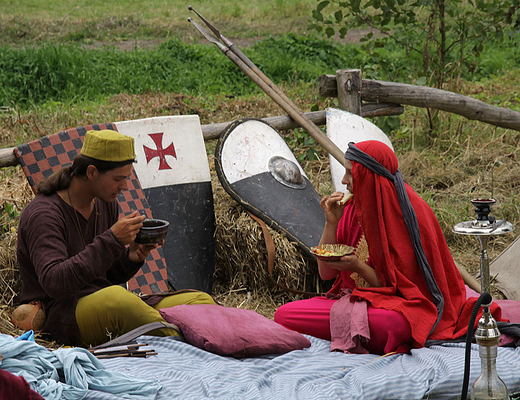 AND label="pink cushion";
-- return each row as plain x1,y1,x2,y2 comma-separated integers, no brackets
465,285,520,323
465,285,520,346
159,304,311,358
